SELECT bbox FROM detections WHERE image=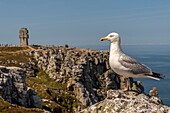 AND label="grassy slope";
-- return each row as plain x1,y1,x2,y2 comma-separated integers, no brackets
0,47,80,113
0,47,31,66
0,98,43,113
26,71,67,112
